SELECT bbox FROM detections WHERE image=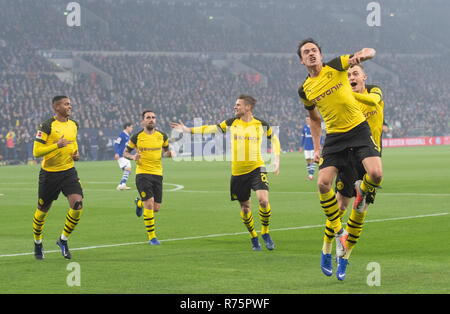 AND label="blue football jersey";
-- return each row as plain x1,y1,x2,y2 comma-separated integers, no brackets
301,125,314,151
114,131,130,157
